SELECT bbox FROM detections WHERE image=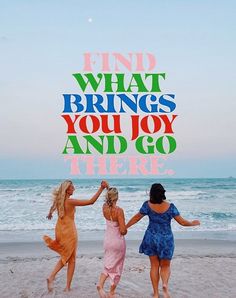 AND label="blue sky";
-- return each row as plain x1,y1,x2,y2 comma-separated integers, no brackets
0,0,236,178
